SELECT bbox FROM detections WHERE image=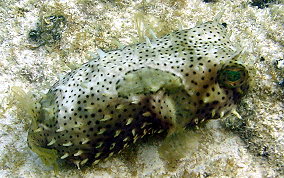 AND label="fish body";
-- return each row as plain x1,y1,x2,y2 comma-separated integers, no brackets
28,19,249,168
